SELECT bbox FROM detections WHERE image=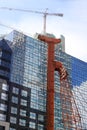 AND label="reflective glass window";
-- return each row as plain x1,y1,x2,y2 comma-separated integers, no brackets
30,112,36,119
10,117,16,124
1,93,8,101
10,128,16,130
20,99,27,106
20,109,26,116
38,114,44,121
0,113,6,121
21,90,27,97
38,124,44,130
0,104,7,111
11,107,17,114
12,87,19,95
29,122,35,129
2,83,9,91
12,96,18,104
19,119,26,126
